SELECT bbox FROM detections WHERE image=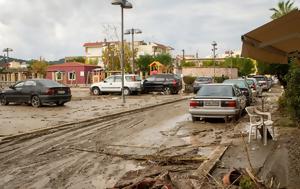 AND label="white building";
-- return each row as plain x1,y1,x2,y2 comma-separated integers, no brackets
83,40,174,68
